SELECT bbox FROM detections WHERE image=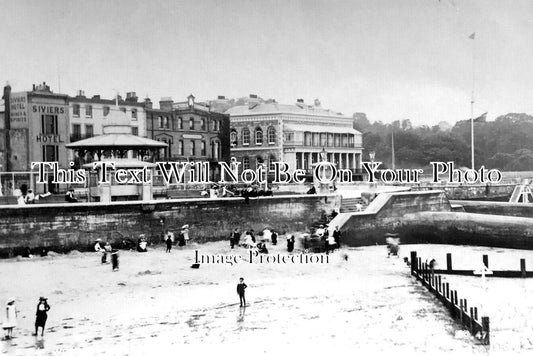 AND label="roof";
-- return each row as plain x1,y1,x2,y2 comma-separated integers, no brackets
82,159,157,169
284,123,361,135
65,134,168,149
225,102,347,118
